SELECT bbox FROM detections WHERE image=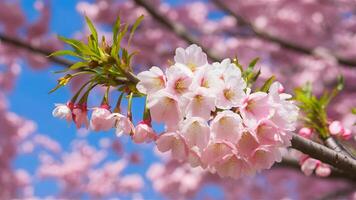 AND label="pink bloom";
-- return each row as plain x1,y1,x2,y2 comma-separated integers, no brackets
213,58,245,84
182,87,216,120
298,127,313,138
214,154,252,179
254,120,283,146
301,158,319,176
187,147,204,168
132,121,157,143
180,117,210,150
110,113,134,137
165,64,193,96
72,104,89,128
174,44,208,72
136,66,166,95
201,142,235,166
329,121,344,135
341,128,352,140
215,78,246,109
268,82,299,131
147,90,181,130
248,146,282,171
315,163,331,177
189,64,224,93
236,131,260,158
52,103,72,122
240,92,272,126
210,110,243,143
90,105,115,132
156,132,188,161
